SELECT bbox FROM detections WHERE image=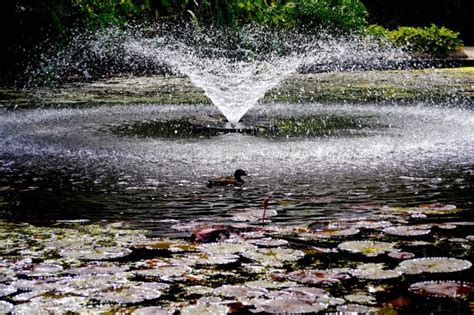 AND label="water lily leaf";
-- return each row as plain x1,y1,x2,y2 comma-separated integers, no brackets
383,204,461,215
242,248,305,267
337,304,380,313
382,226,431,236
61,246,132,261
248,238,289,247
15,263,63,277
0,283,16,296
244,280,298,289
95,282,167,304
353,267,402,279
396,257,472,274
344,294,376,304
184,253,240,266
251,298,328,314
408,281,473,298
136,263,193,280
65,262,128,275
132,306,175,315
287,269,350,284
132,238,196,252
311,228,360,238
180,303,229,315
198,242,258,255
388,251,415,260
214,284,267,299
15,296,89,314
0,301,13,313
338,241,395,257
